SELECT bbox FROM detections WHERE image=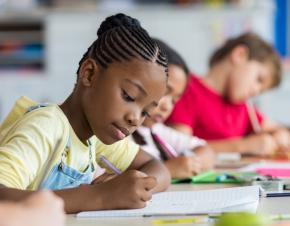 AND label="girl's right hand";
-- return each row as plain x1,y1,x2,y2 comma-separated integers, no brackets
94,170,157,210
91,172,117,184
165,156,202,179
22,190,66,226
